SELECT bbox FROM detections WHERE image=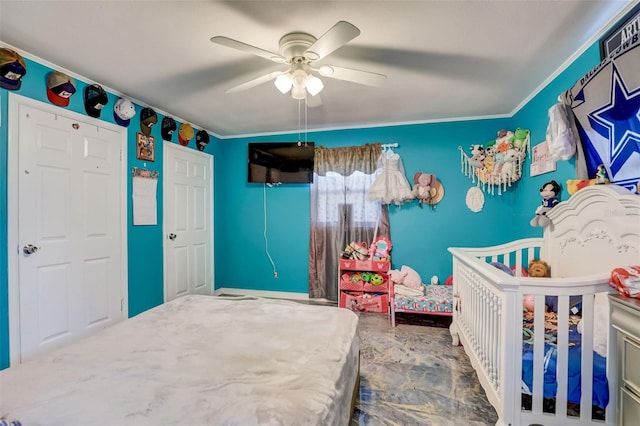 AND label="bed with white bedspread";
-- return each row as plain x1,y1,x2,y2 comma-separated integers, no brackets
448,185,640,426
0,295,360,426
